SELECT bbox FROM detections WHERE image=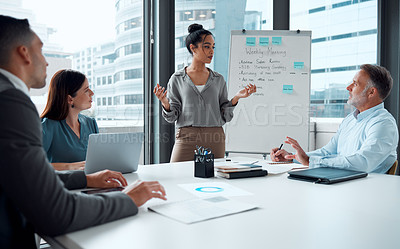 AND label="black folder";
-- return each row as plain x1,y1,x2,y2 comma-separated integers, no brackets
288,167,368,184
217,169,268,179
